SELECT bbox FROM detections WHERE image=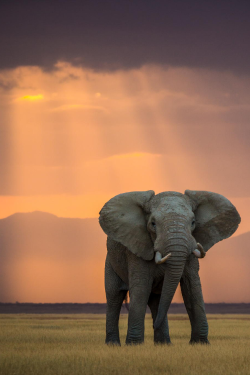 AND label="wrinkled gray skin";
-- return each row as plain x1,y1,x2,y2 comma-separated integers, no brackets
99,190,241,345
